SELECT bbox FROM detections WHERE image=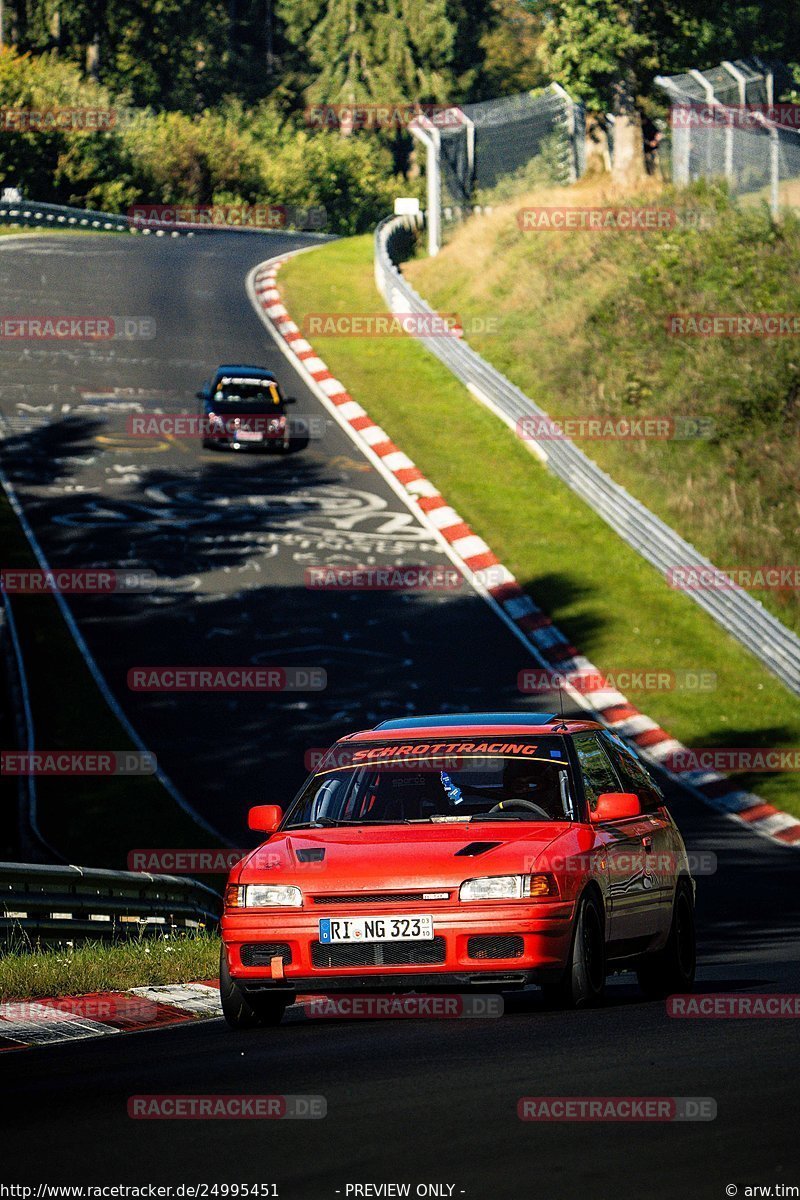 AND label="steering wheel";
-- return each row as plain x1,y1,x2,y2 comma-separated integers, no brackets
487,798,551,819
